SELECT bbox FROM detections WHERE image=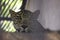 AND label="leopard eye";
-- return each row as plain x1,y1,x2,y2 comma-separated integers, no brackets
16,15,19,17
